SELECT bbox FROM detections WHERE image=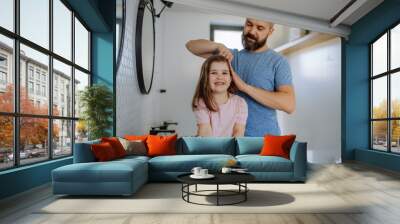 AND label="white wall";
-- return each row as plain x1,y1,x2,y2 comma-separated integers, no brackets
116,0,163,136
278,38,342,164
